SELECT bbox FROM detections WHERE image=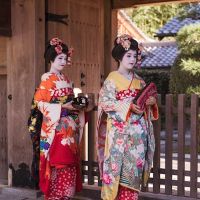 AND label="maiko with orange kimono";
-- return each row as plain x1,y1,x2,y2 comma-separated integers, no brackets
28,38,86,200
